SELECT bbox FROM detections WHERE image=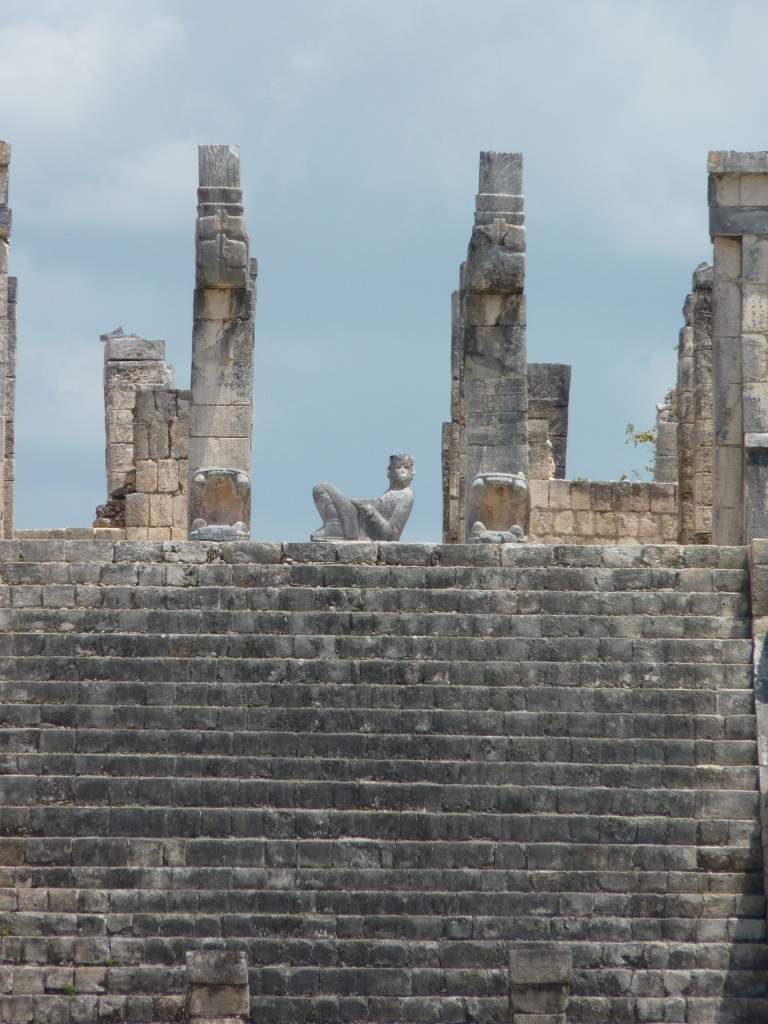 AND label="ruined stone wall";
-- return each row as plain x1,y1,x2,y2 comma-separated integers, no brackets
124,386,190,541
530,480,679,544
527,363,570,481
